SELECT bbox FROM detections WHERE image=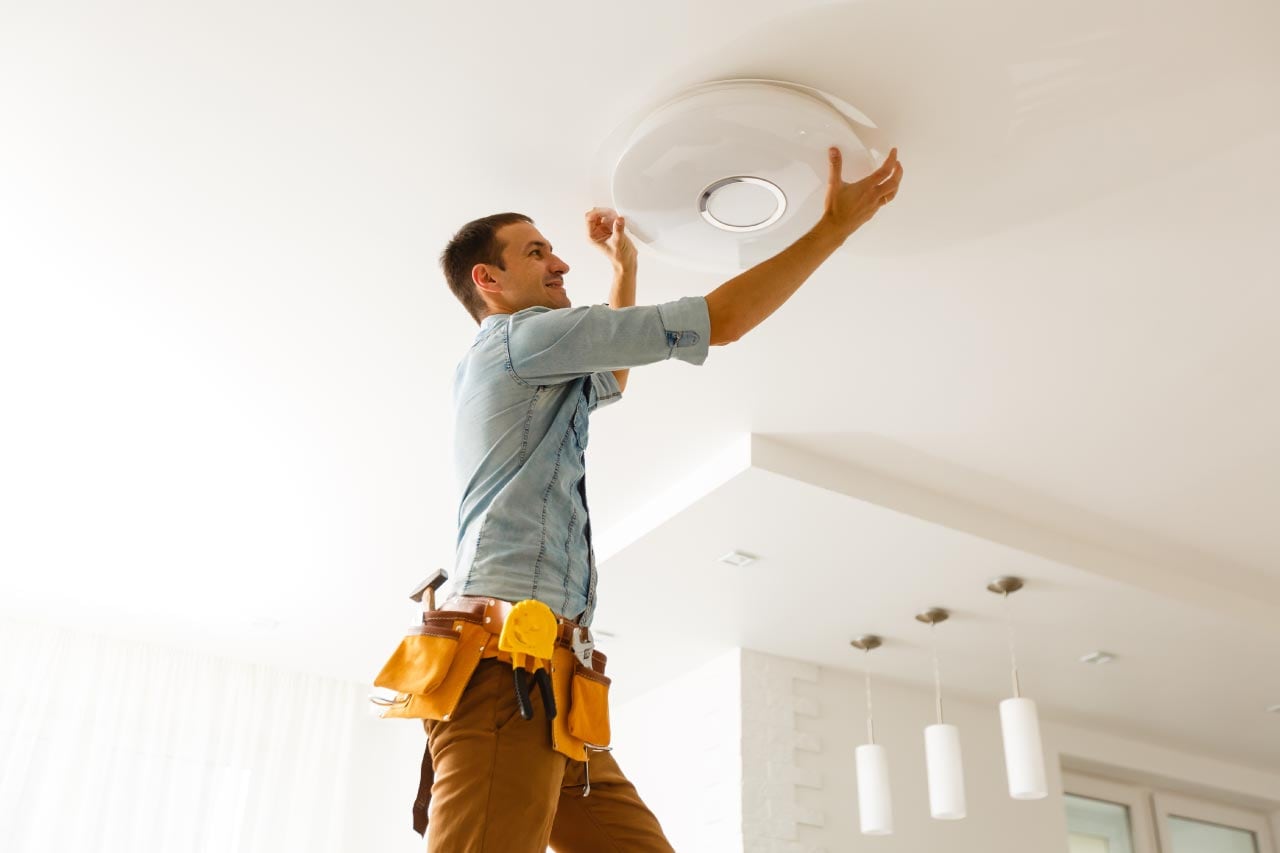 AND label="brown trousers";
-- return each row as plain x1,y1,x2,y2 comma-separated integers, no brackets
422,659,675,853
